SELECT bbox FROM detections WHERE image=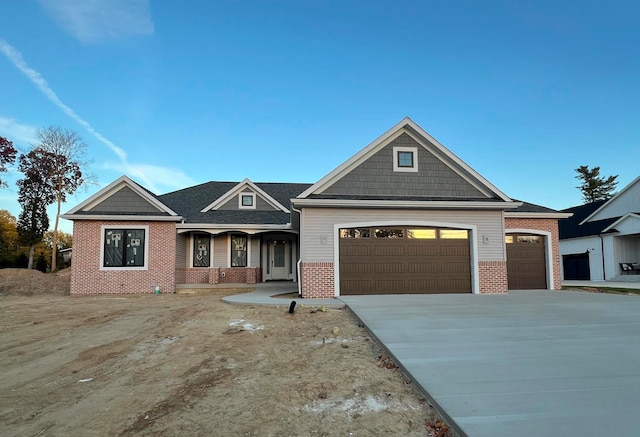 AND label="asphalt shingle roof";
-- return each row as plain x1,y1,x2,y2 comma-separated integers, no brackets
558,200,619,239
158,181,312,225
